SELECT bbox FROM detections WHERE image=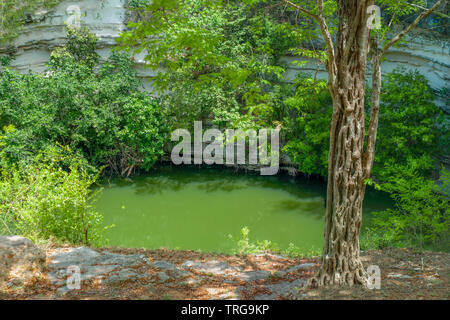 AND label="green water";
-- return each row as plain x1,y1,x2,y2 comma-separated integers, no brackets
95,166,392,253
